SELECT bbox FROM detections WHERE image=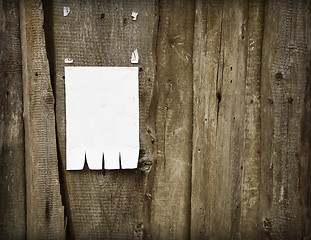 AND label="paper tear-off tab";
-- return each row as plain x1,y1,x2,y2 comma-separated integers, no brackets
64,58,73,64
63,7,70,16
131,12,138,20
65,67,139,170
131,49,139,64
